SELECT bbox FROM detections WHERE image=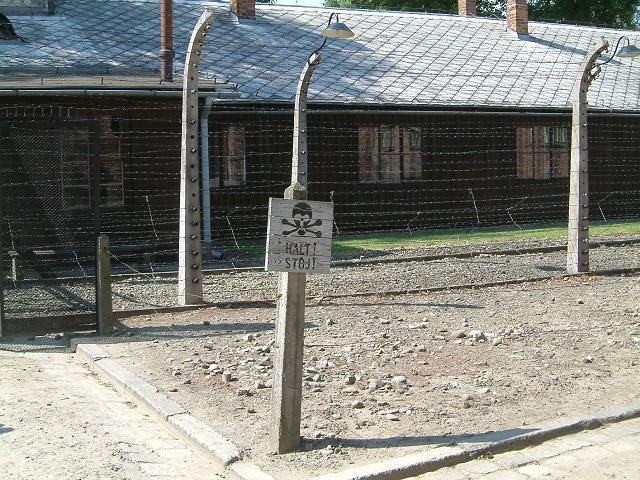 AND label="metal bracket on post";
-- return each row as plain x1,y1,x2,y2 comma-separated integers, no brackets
178,9,213,306
270,51,321,455
567,39,608,274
